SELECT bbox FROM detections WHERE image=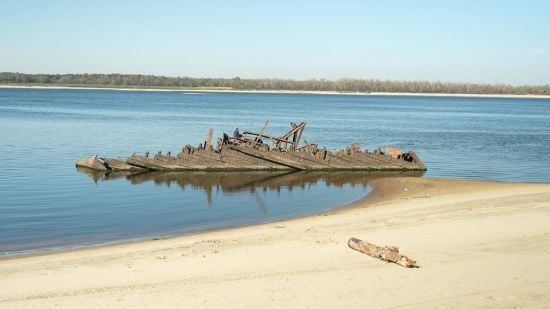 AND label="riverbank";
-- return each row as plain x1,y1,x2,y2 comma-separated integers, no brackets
1,177,550,308
2,84,550,99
